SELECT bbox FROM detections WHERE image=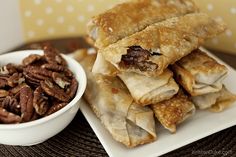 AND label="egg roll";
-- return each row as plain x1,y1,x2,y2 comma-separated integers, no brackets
192,85,236,112
118,69,179,106
87,0,198,48
100,13,226,77
92,52,118,76
81,55,156,147
152,90,195,133
172,49,228,96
